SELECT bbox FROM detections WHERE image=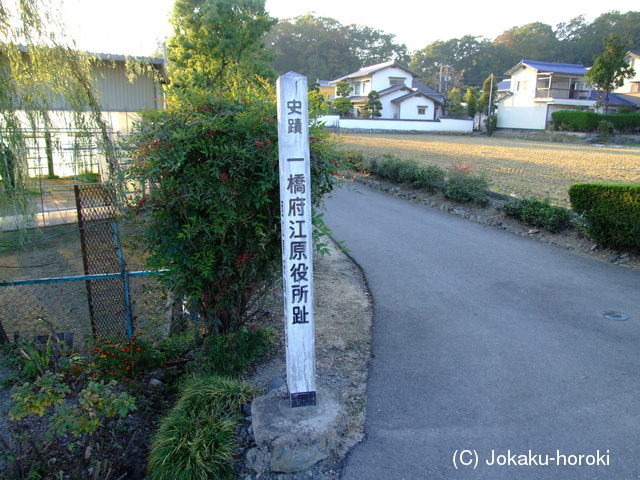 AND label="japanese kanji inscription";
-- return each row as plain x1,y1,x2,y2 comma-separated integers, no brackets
277,72,317,408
